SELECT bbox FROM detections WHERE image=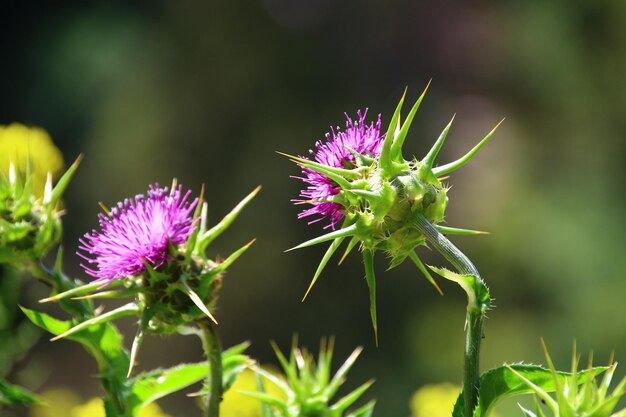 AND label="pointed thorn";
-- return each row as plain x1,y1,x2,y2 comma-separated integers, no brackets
432,118,505,177
422,114,455,170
